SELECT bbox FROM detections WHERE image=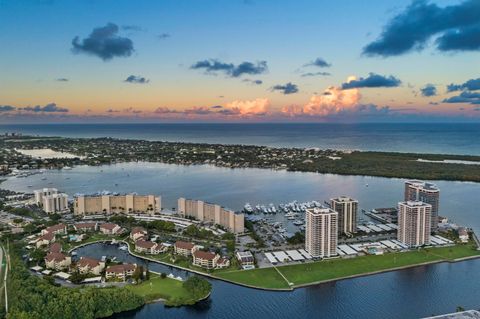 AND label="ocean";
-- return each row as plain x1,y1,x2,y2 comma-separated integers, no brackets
1,122,479,155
